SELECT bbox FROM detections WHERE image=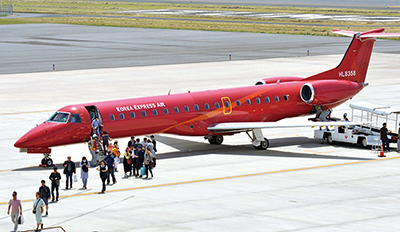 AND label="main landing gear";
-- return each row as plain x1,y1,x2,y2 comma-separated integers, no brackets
40,153,54,167
246,129,269,150
205,129,269,150
207,135,224,145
